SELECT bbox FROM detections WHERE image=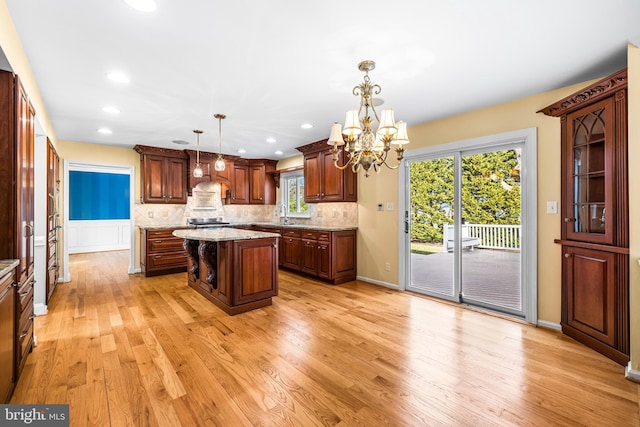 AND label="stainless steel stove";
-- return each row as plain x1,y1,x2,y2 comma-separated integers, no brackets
186,218,230,228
